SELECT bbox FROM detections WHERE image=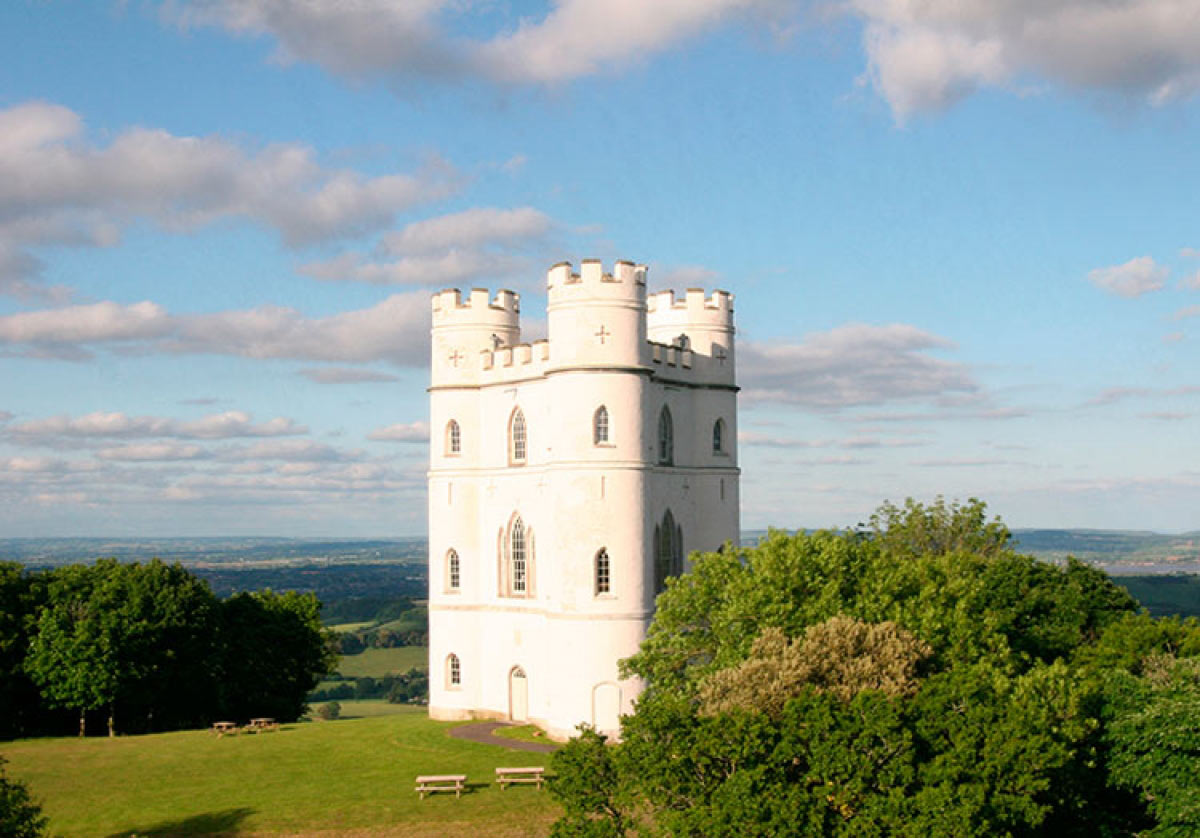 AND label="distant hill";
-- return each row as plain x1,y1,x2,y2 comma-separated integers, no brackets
0,536,426,568
741,528,1200,572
